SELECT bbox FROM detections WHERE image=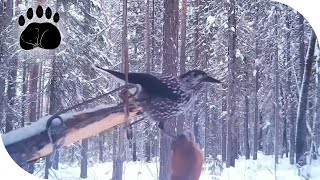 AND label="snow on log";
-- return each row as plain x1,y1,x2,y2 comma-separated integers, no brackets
1,103,142,167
